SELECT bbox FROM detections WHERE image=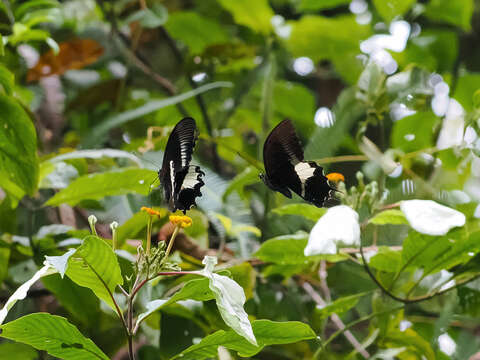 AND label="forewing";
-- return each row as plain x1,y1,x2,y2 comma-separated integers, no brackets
159,117,198,205
263,119,304,194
